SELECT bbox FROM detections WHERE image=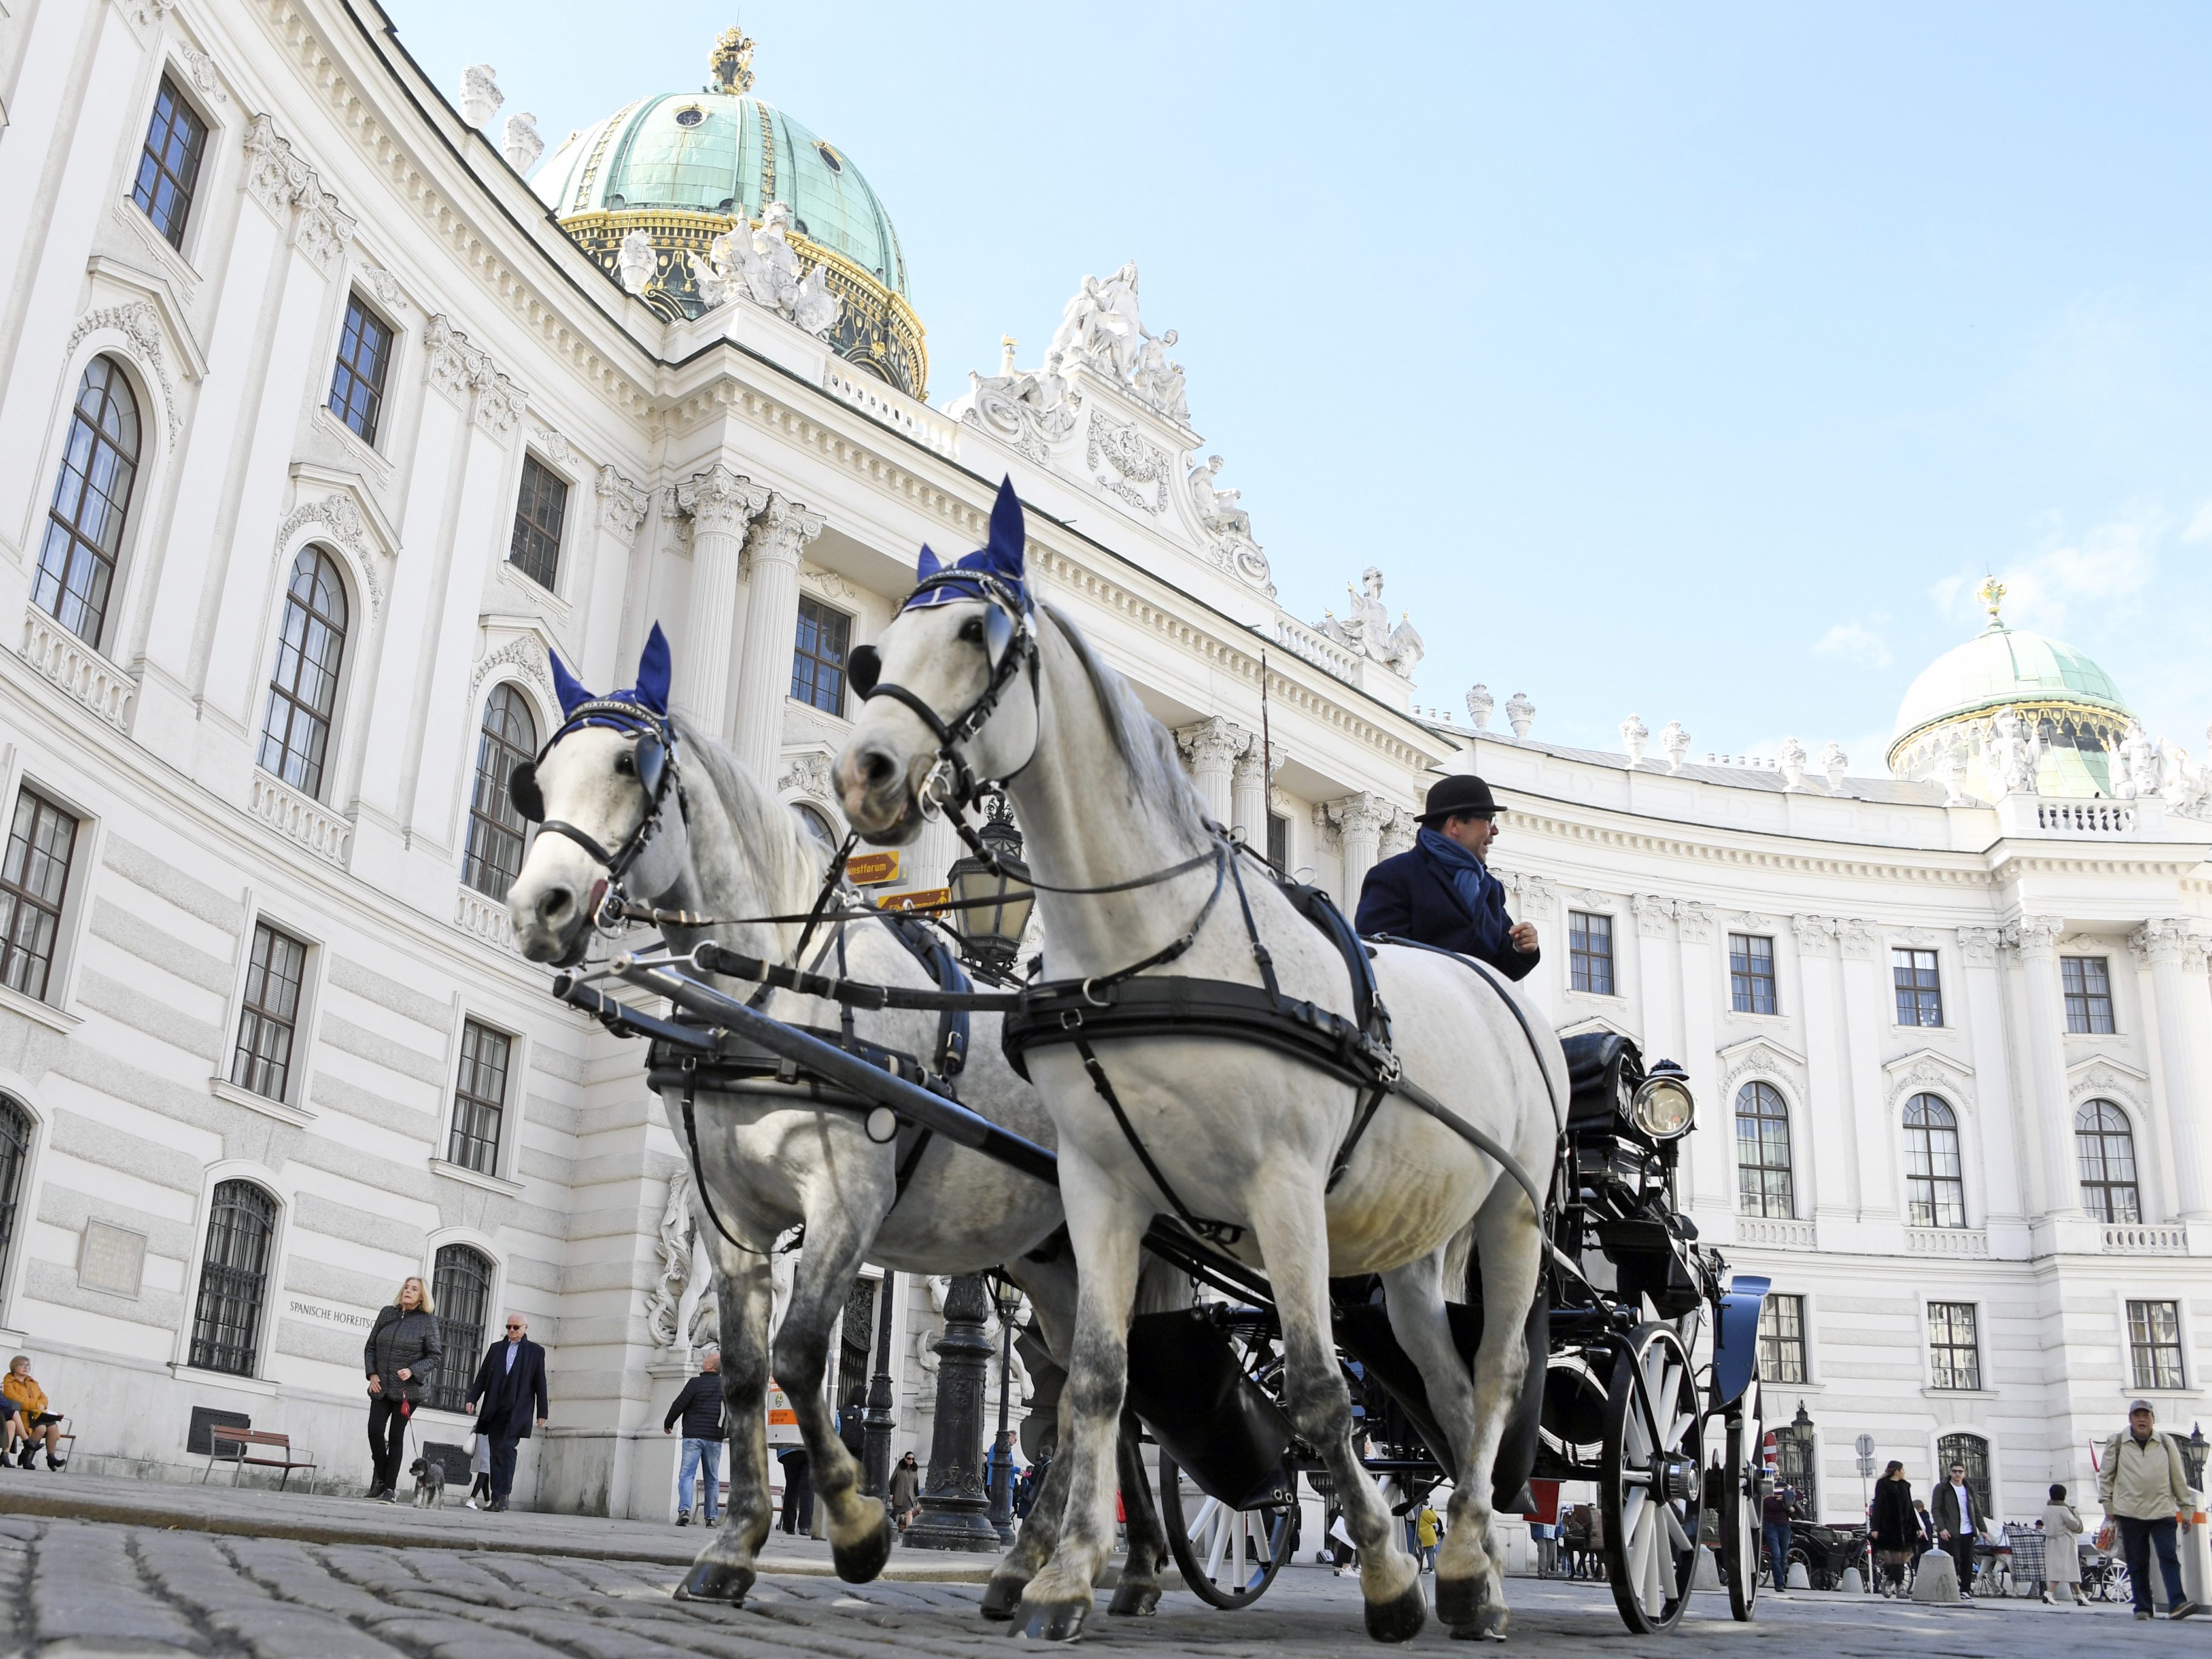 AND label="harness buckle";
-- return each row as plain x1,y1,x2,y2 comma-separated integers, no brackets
1081,977,1111,1008
1057,1007,1085,1031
